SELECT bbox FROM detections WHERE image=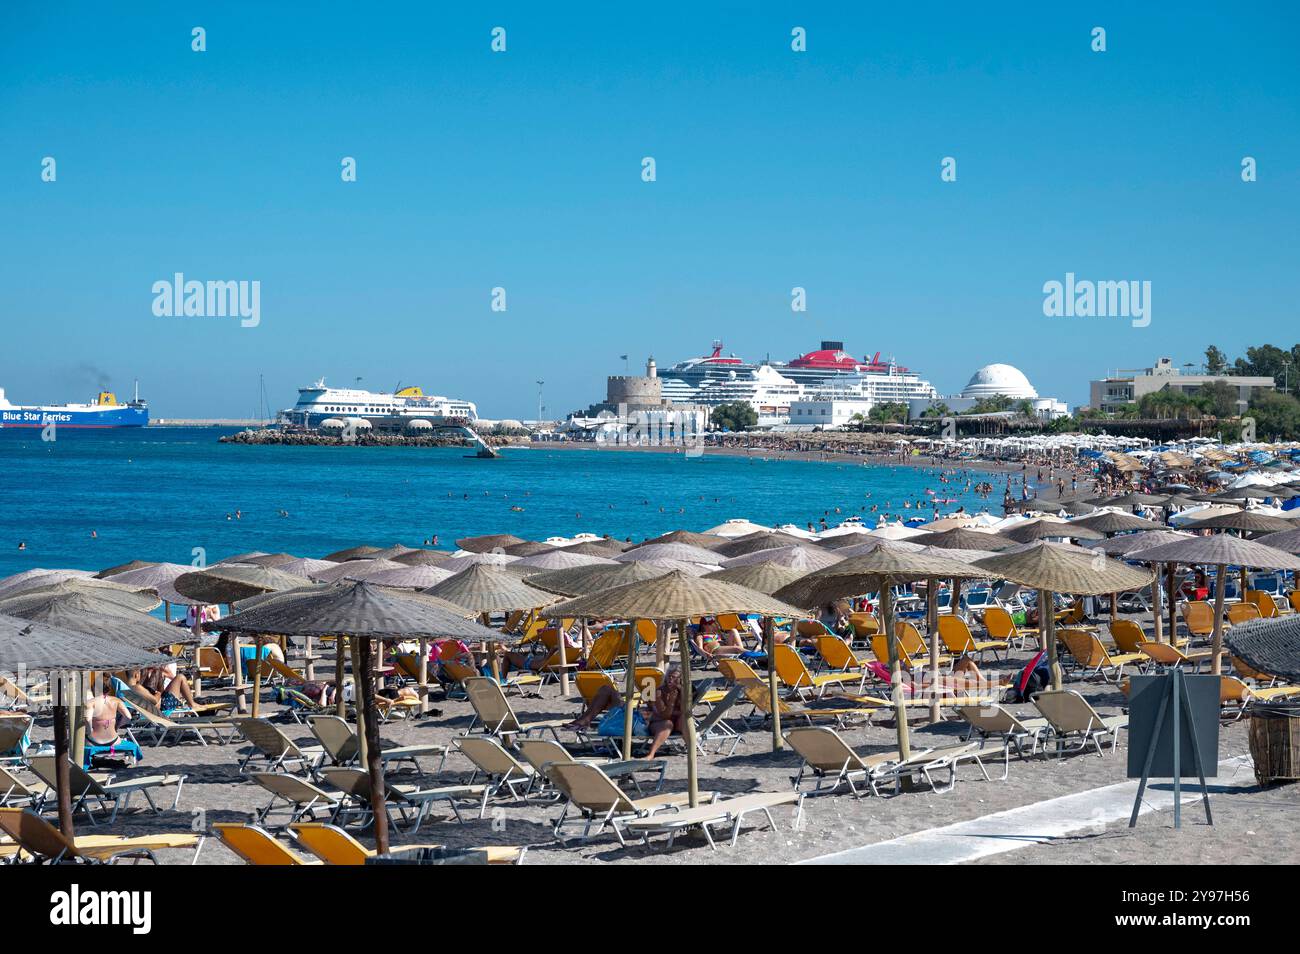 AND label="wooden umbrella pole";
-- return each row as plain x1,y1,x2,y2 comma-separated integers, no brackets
1045,589,1062,690
251,635,263,718
677,617,698,808
654,620,666,668
557,619,570,698
356,636,389,855
1110,592,1117,625
231,630,246,713
350,637,368,766
1167,562,1178,645
192,611,203,696
1211,564,1227,675
304,635,315,682
622,622,639,760
417,637,429,715
882,584,911,761
928,580,941,724
764,616,782,751
53,692,75,839
1151,562,1164,644
334,636,346,716
581,618,591,656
